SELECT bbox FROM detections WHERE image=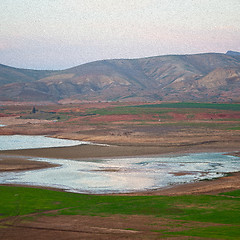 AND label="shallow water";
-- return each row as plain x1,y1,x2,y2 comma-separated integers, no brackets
0,135,91,150
0,152,239,194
